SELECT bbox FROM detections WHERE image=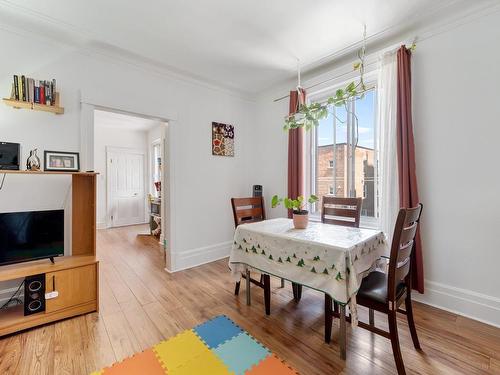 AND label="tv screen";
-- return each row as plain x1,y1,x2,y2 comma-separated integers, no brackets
0,210,64,266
